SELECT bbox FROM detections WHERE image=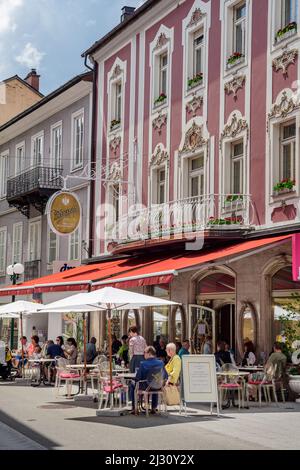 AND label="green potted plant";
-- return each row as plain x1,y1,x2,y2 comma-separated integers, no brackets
273,178,295,195
187,72,203,89
154,92,167,107
275,21,297,42
225,194,244,204
110,119,121,131
227,52,244,67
